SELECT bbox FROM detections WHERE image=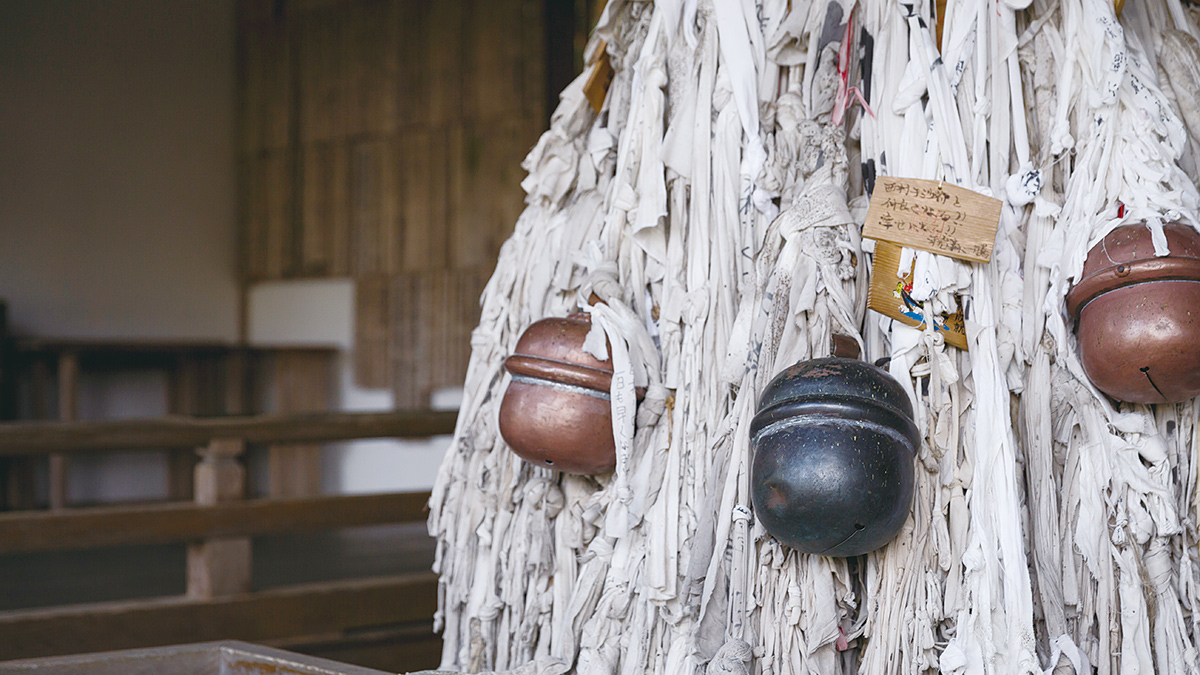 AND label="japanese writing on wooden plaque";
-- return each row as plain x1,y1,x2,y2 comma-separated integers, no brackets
863,177,1002,263
867,241,969,350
